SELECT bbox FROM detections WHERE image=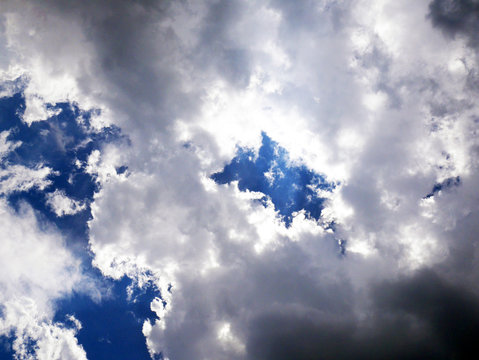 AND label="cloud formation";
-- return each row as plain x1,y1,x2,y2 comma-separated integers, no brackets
1,0,479,359
0,199,86,359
